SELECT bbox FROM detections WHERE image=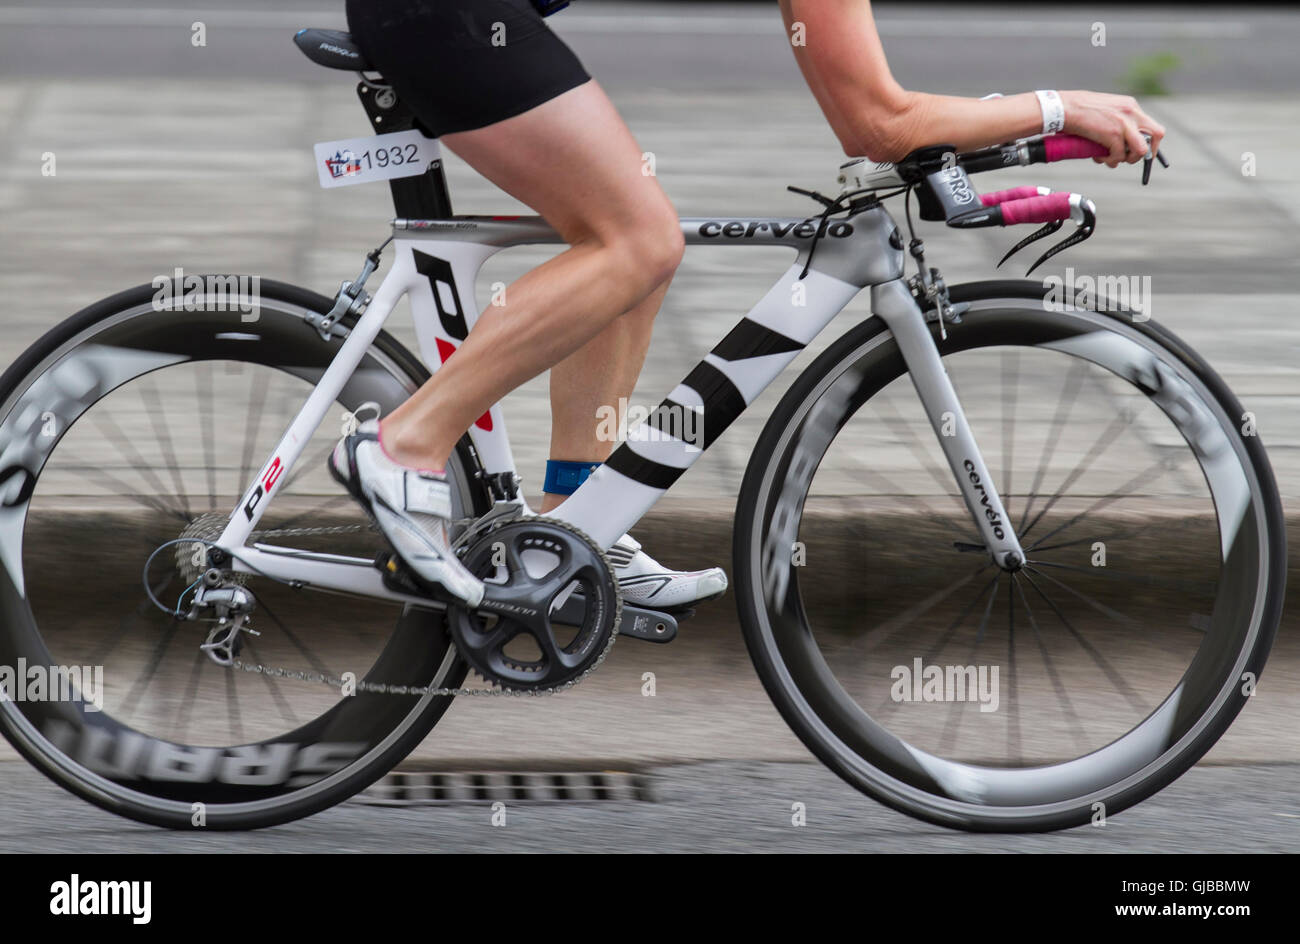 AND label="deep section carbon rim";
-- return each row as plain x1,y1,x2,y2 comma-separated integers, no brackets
0,283,480,826
739,288,1281,826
